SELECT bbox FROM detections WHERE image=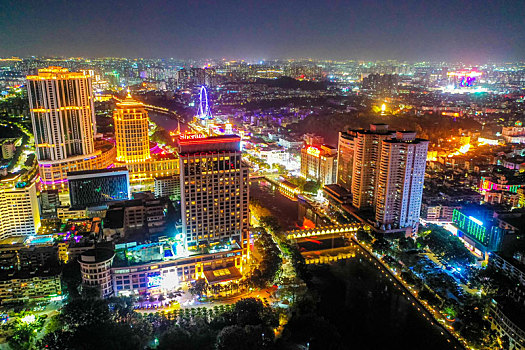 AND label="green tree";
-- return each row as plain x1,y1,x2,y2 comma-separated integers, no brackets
190,279,209,297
